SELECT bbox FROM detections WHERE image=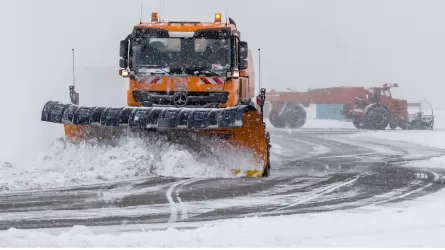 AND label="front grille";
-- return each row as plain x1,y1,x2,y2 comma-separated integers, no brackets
133,90,229,107
392,101,402,114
